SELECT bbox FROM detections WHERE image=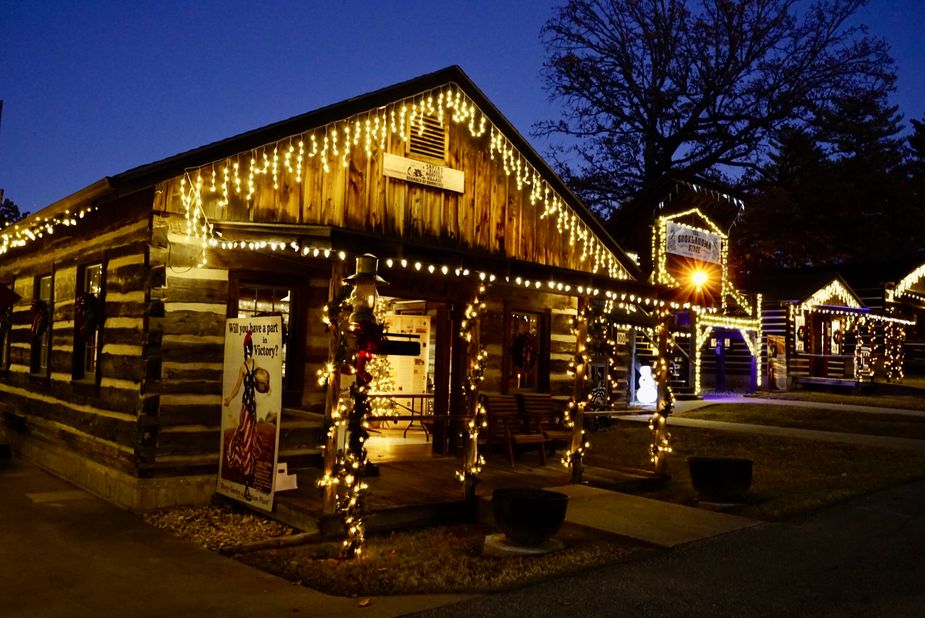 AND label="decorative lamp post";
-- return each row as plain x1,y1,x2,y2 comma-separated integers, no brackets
338,254,387,559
